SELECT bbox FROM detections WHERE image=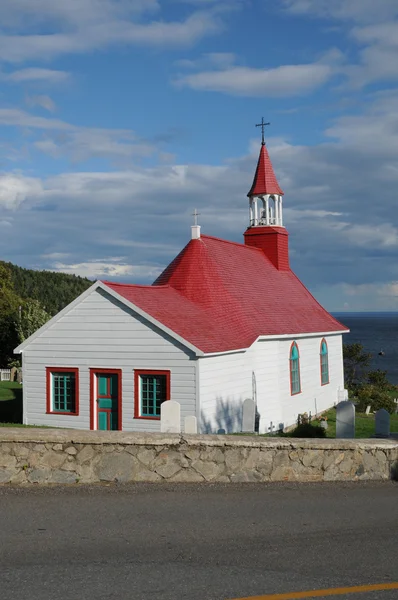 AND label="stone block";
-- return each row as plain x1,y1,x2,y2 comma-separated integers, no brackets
65,446,78,456
39,451,66,469
53,444,63,451
0,453,17,468
155,461,182,479
95,452,139,482
169,468,204,483
27,467,52,483
200,447,225,464
10,470,28,485
50,470,78,484
0,468,13,483
191,460,225,481
302,450,324,469
76,445,95,465
136,448,156,467
230,471,263,483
